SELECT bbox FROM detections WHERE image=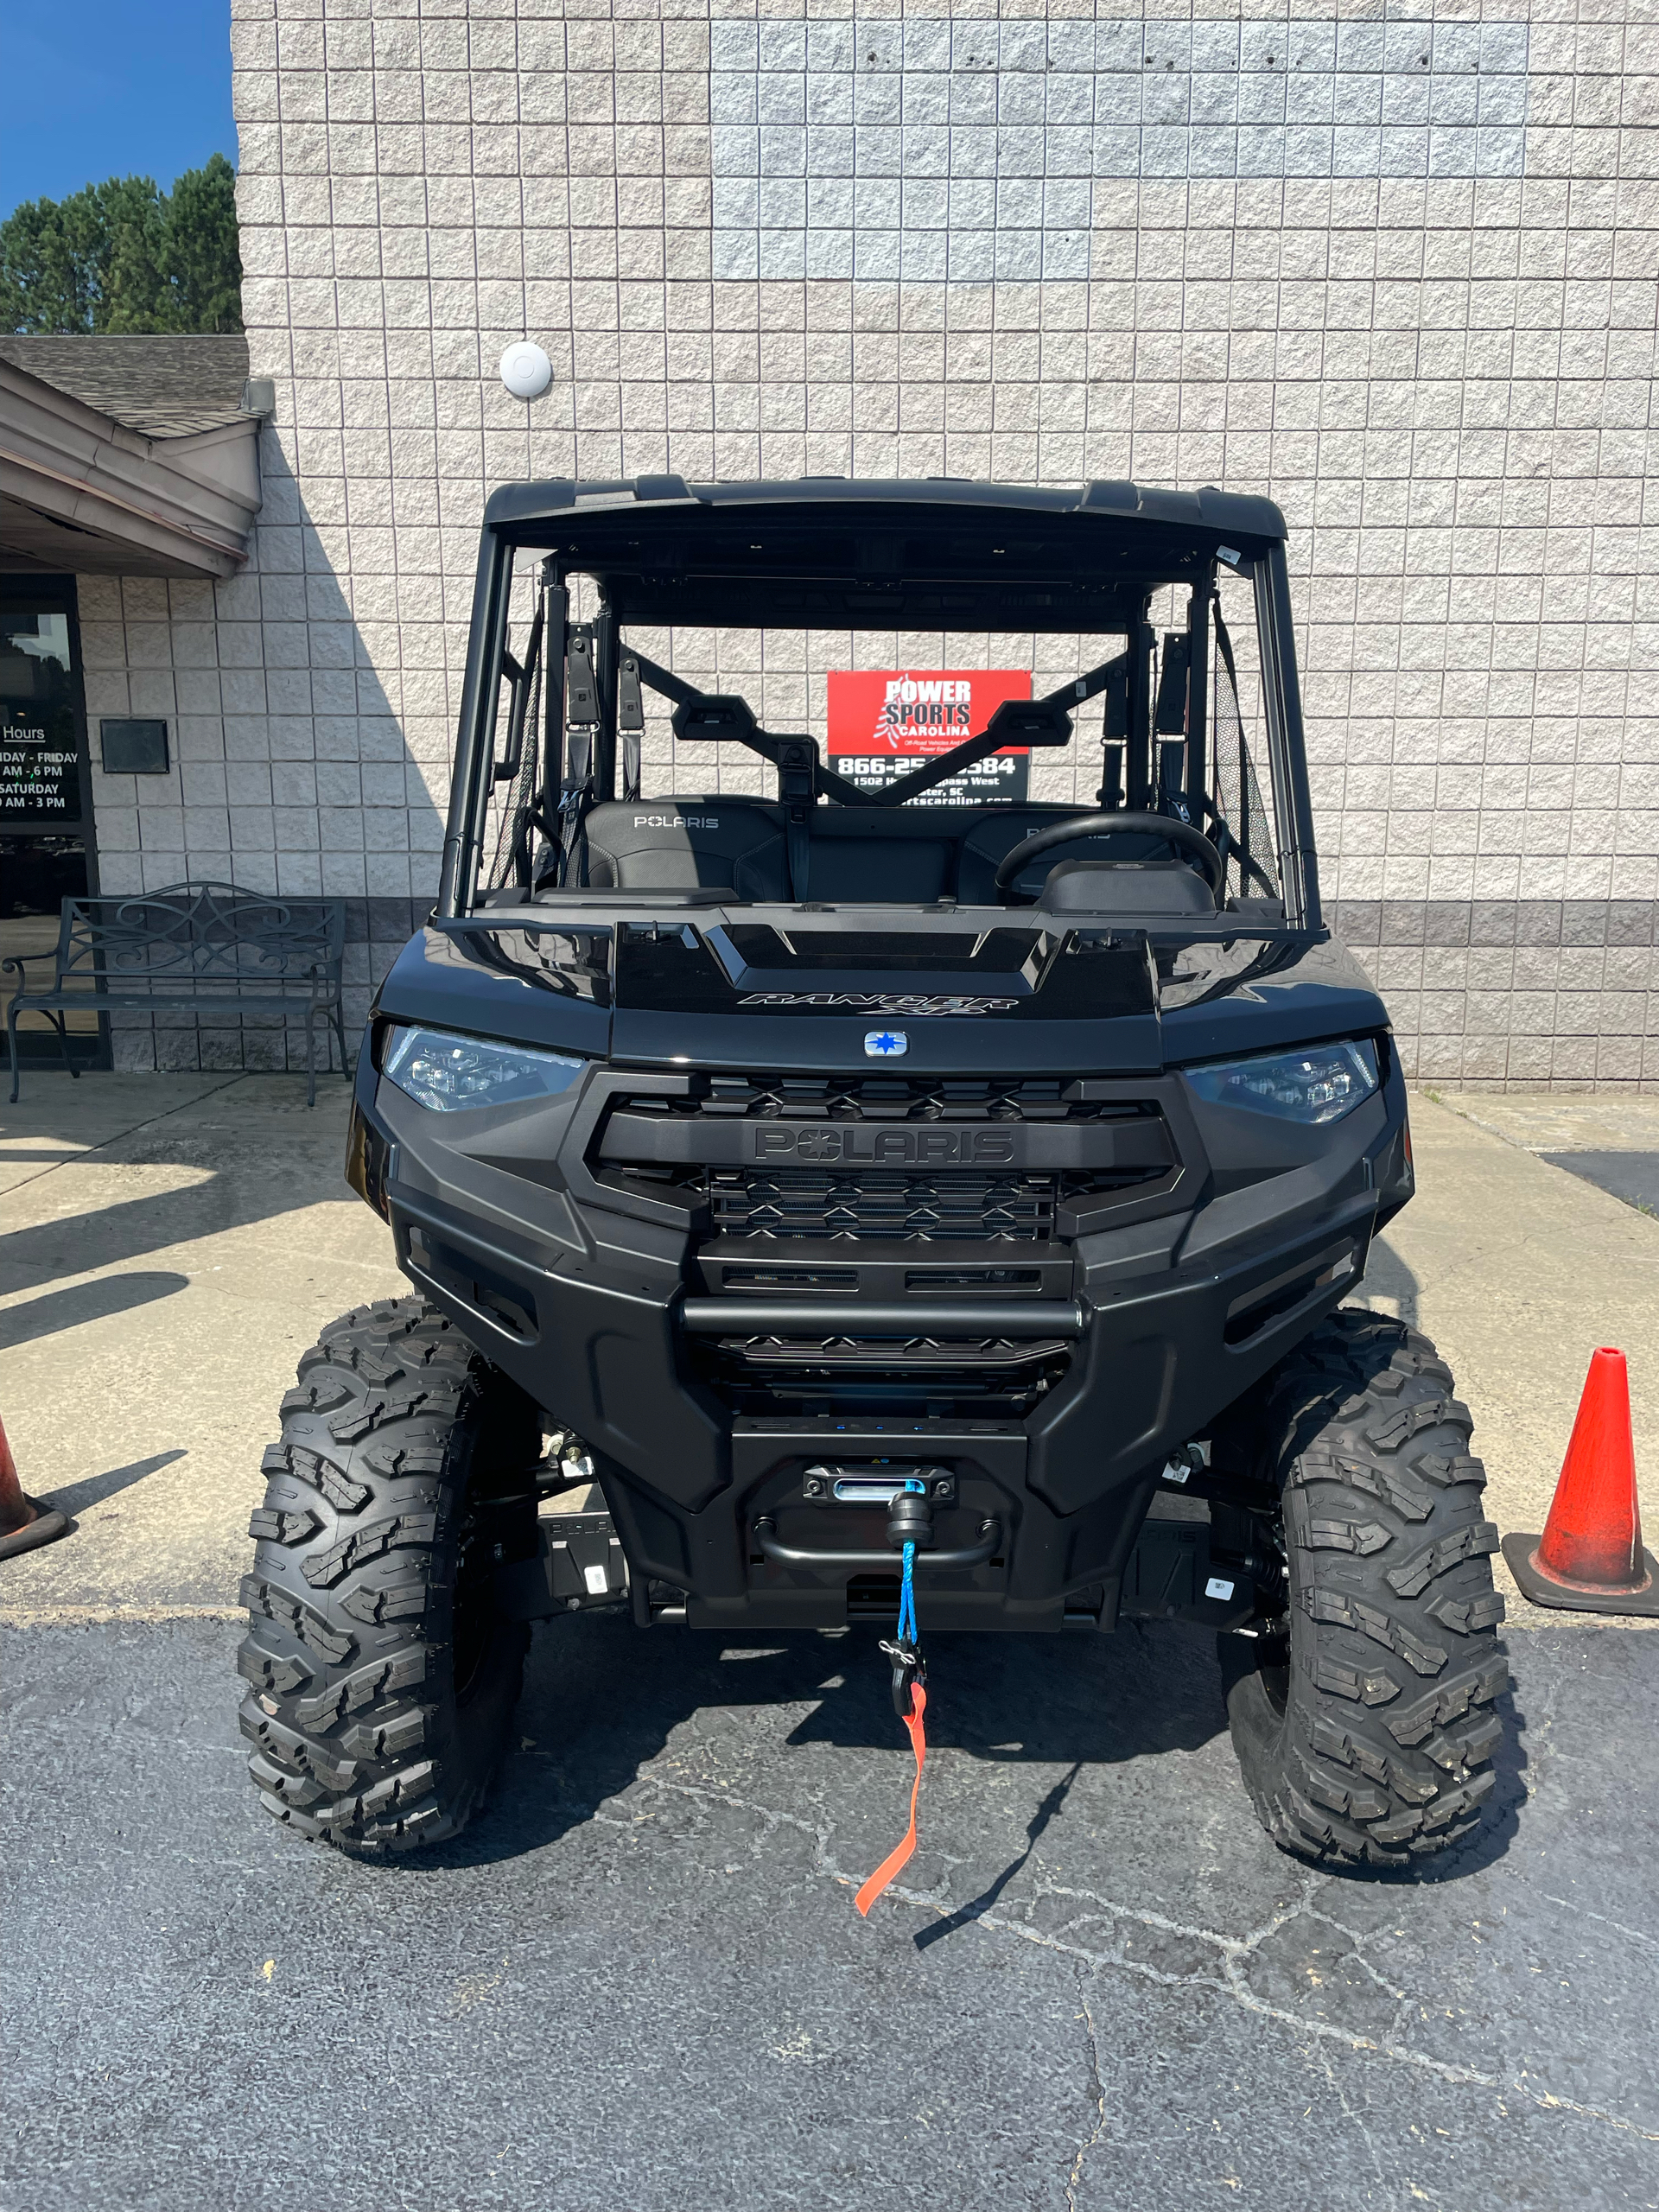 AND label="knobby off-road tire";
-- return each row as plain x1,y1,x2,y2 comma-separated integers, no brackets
237,1295,541,1853
1222,1310,1509,1868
